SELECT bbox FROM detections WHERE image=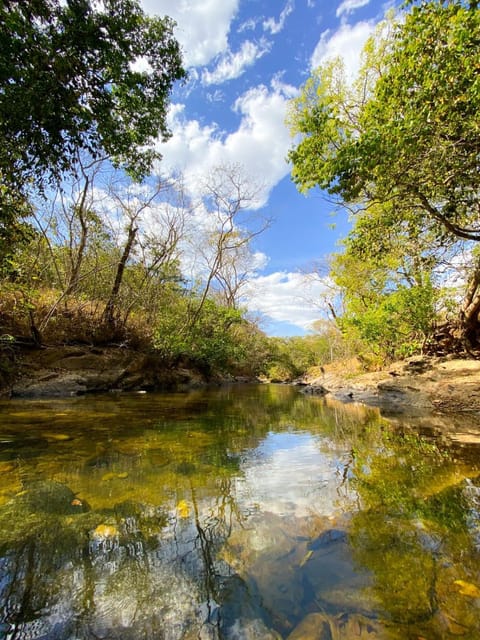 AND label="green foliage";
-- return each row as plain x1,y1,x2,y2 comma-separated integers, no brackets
0,185,36,277
0,1,186,189
338,281,437,360
153,297,253,375
0,0,185,274
286,58,355,195
288,2,480,242
265,327,354,380
229,320,272,378
358,0,480,241
332,224,438,362
287,17,392,197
